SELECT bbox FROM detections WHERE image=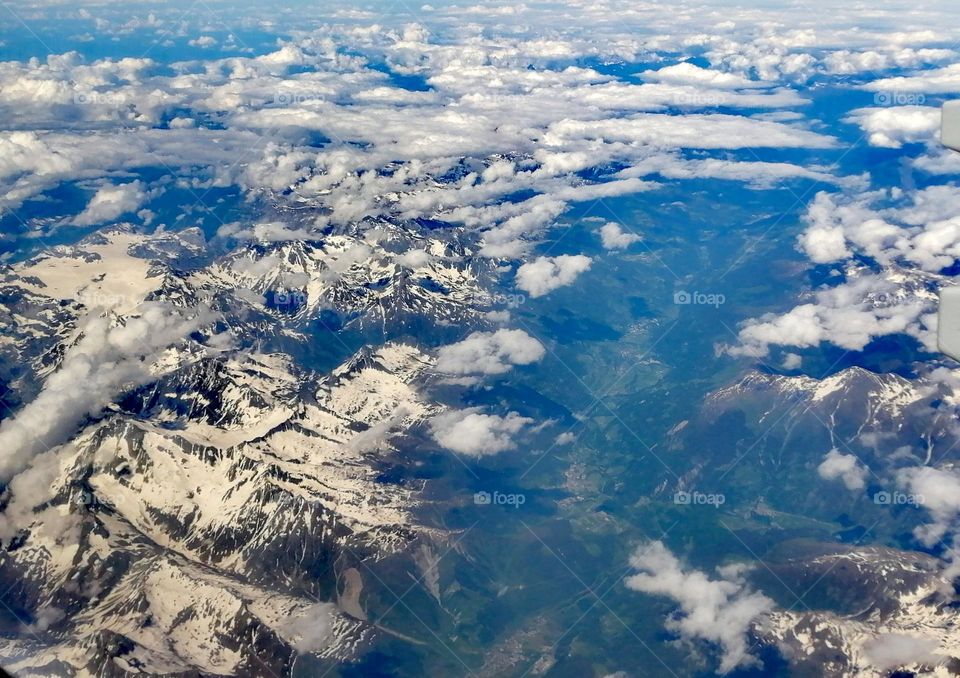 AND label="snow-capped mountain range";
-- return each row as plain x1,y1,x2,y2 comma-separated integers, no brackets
0,224,482,675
